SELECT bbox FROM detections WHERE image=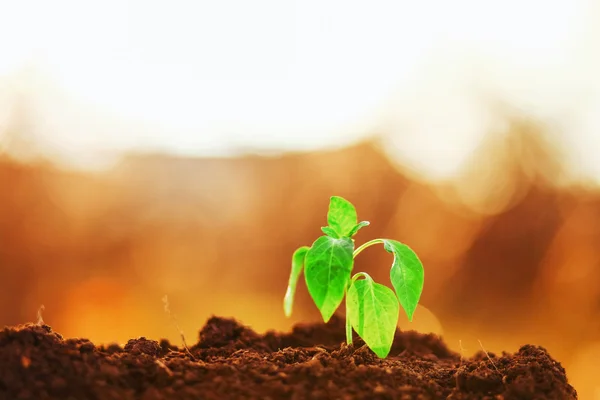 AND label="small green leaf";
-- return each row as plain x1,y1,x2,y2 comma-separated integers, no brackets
305,235,354,322
347,273,399,358
283,246,310,317
321,226,339,238
327,196,358,238
383,240,424,321
347,221,370,237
